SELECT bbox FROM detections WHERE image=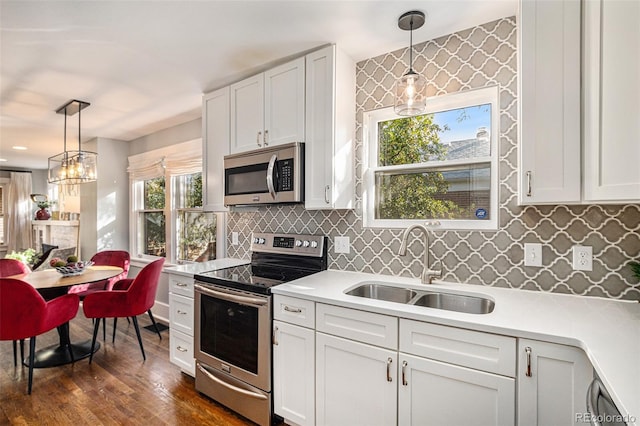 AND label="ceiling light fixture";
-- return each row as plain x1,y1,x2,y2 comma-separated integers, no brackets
394,10,427,116
48,99,97,184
